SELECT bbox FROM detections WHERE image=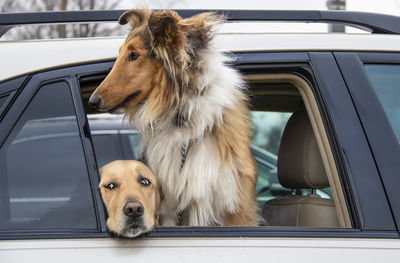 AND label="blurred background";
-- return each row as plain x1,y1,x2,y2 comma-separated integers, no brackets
1,0,400,40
